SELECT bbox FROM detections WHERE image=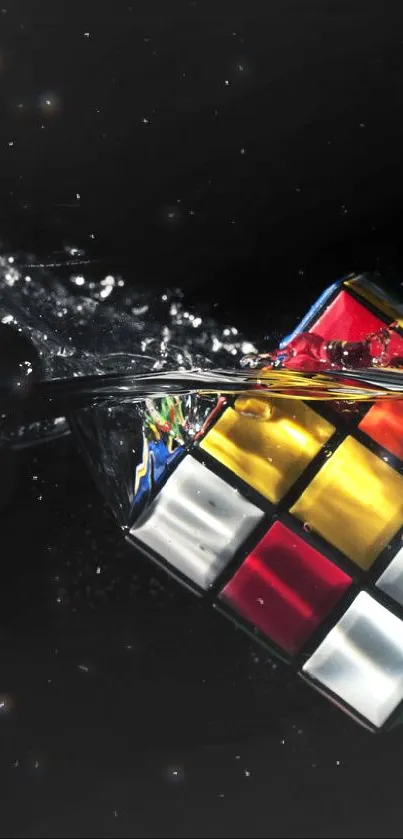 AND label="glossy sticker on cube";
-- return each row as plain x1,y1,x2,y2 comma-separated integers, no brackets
377,547,403,607
310,289,389,343
130,455,264,590
359,400,403,461
308,286,403,358
290,436,403,569
302,592,403,728
200,397,334,504
220,521,351,654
